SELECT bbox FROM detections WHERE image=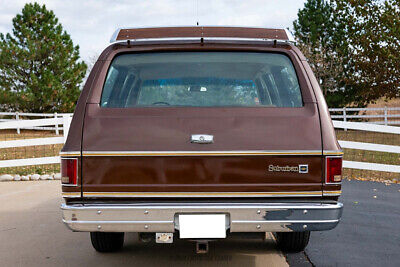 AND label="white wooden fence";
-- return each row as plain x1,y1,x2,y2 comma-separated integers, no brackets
0,115,72,168
0,113,399,174
0,112,73,134
1,108,398,132
333,120,400,173
329,107,400,125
